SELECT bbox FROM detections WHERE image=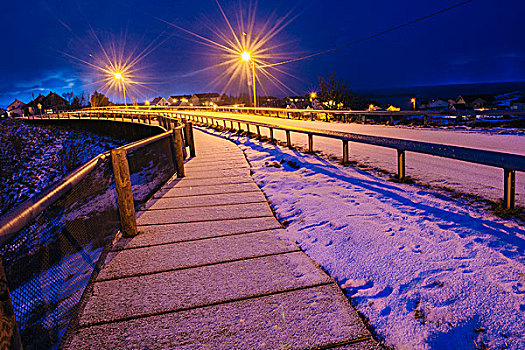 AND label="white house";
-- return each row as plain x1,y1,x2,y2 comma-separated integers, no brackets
150,97,169,106
6,99,25,117
190,93,221,106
